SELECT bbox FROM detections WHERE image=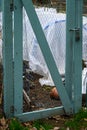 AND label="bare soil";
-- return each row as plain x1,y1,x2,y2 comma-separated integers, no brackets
23,72,62,112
